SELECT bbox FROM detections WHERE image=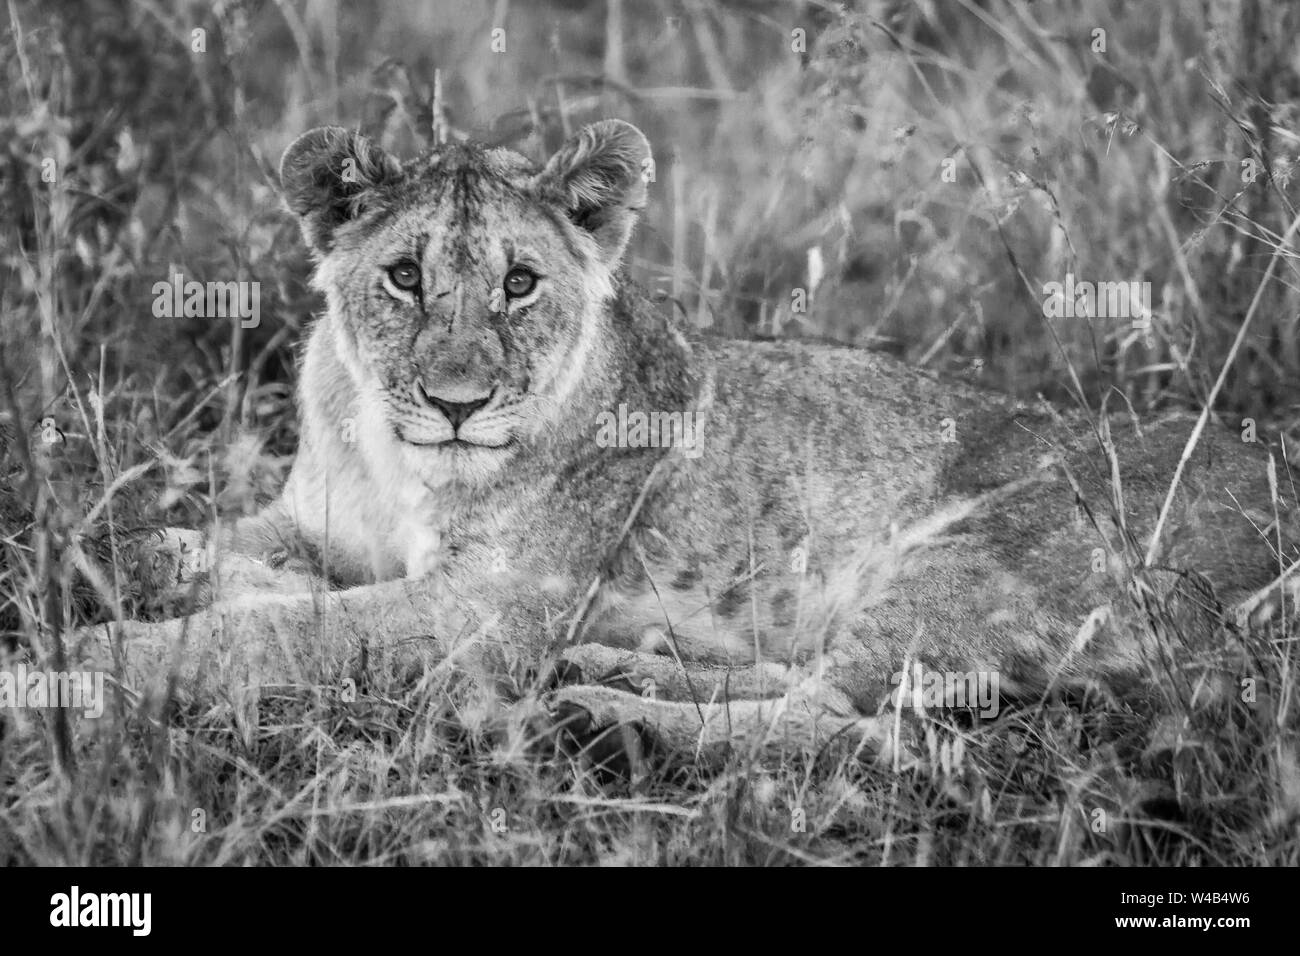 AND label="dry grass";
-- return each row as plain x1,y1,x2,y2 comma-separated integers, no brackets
2,0,1300,865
